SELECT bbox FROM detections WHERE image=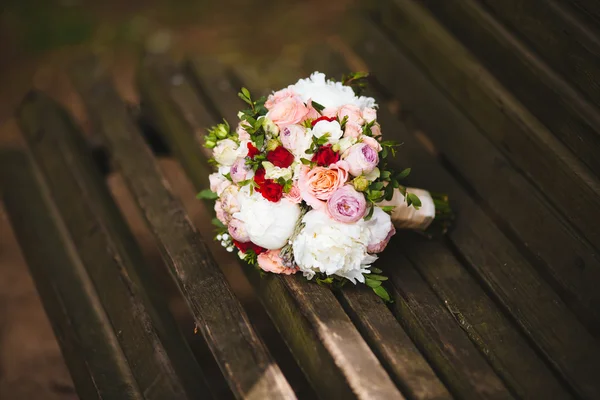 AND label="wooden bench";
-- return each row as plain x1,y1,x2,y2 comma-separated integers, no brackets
2,1,600,398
